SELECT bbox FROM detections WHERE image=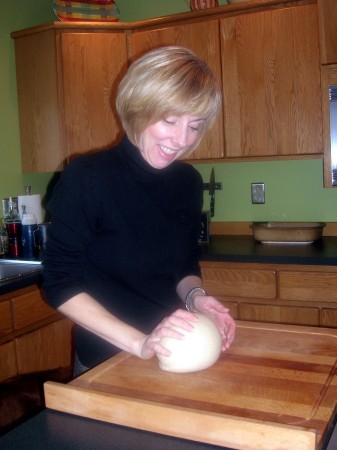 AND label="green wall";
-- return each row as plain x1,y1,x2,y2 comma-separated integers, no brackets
1,0,337,223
